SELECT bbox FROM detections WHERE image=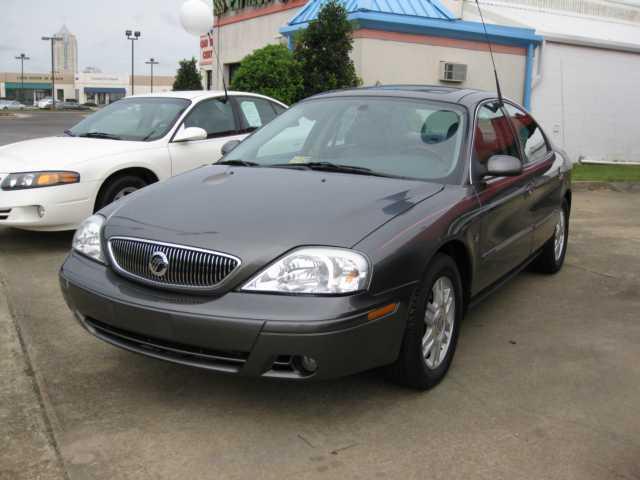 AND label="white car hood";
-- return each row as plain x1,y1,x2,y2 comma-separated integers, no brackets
0,136,157,173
